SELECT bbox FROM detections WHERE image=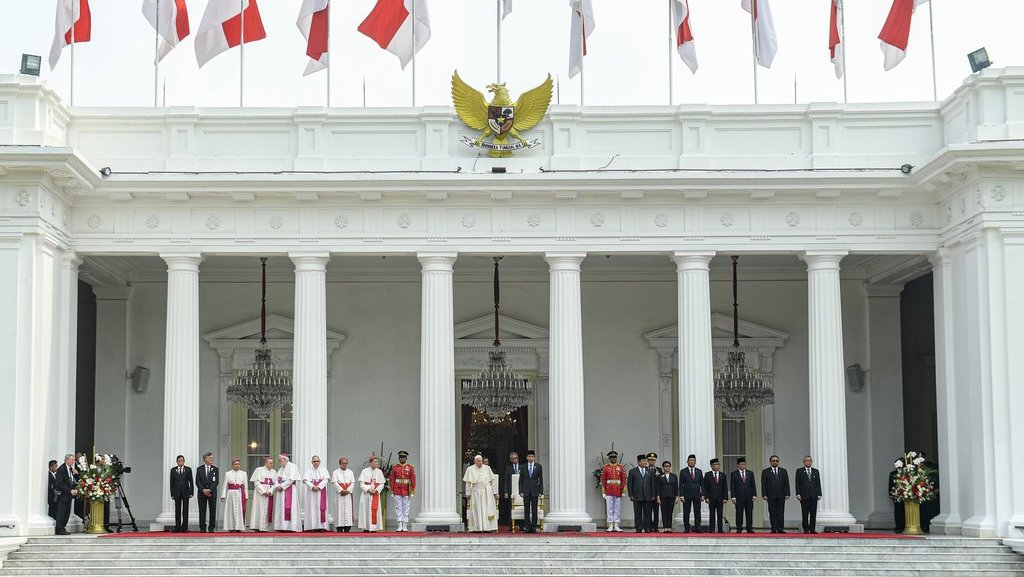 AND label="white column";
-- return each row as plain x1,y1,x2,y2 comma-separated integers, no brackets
927,249,961,534
671,252,715,526
412,254,462,530
56,252,81,464
154,253,203,528
803,251,856,526
543,252,594,529
290,253,330,471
